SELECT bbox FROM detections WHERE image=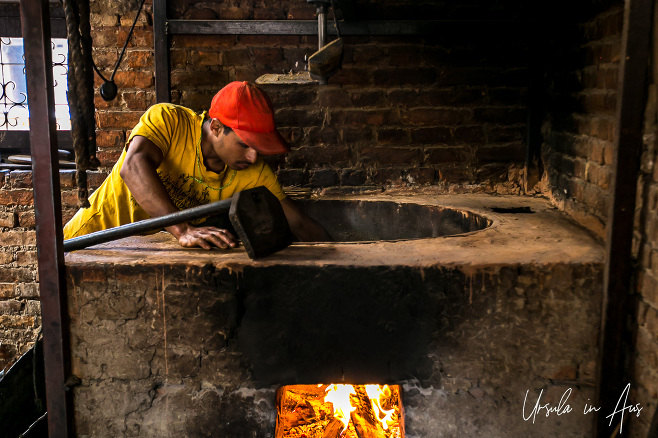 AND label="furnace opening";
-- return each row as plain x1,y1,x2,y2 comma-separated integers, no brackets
276,384,404,438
